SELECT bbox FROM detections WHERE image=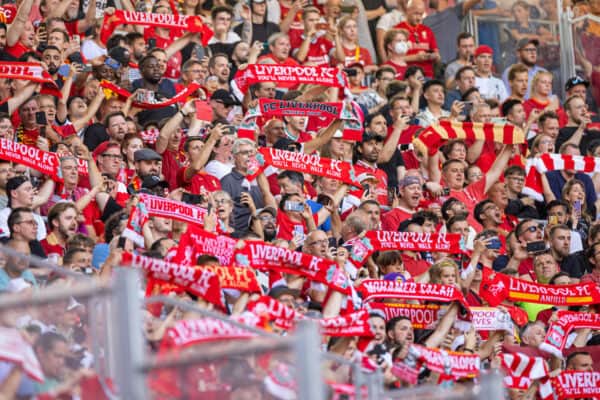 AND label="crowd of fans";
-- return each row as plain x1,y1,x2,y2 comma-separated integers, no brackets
0,0,598,398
